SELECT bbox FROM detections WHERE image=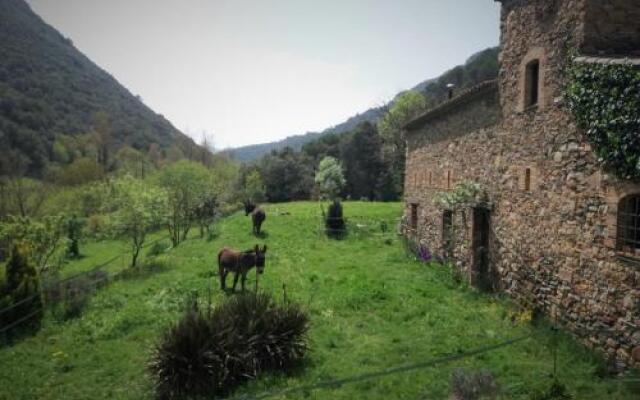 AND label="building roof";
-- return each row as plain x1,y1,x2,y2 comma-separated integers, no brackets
404,80,499,132
574,55,640,66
